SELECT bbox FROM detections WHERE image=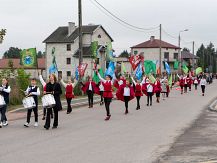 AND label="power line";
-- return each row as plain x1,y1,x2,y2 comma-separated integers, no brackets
162,28,178,40
89,0,159,32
